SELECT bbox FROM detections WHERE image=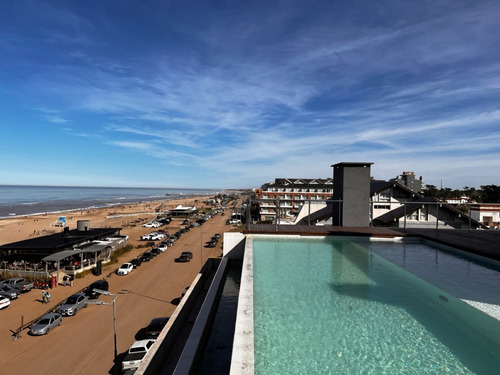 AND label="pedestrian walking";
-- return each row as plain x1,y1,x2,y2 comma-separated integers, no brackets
41,289,46,304
63,275,68,286
46,291,51,303
69,276,74,287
